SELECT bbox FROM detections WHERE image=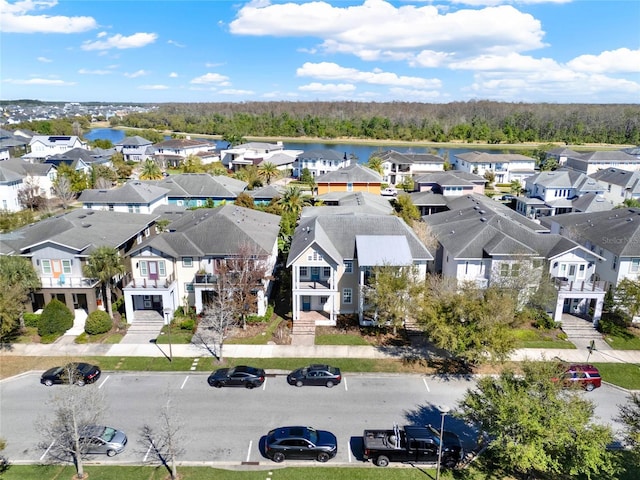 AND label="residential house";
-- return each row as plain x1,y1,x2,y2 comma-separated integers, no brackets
123,205,281,321
375,150,444,186
23,135,88,162
114,135,153,162
43,147,112,175
221,142,303,172
140,173,247,207
564,150,640,175
315,163,383,196
544,147,580,168
293,150,349,178
589,168,640,205
151,138,215,168
79,181,169,213
414,171,486,196
0,128,29,160
516,169,608,219
408,191,448,216
0,164,24,211
286,212,432,325
453,152,536,184
248,184,285,207
0,157,57,200
546,209,640,292
306,191,394,216
0,209,159,316
423,197,606,324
